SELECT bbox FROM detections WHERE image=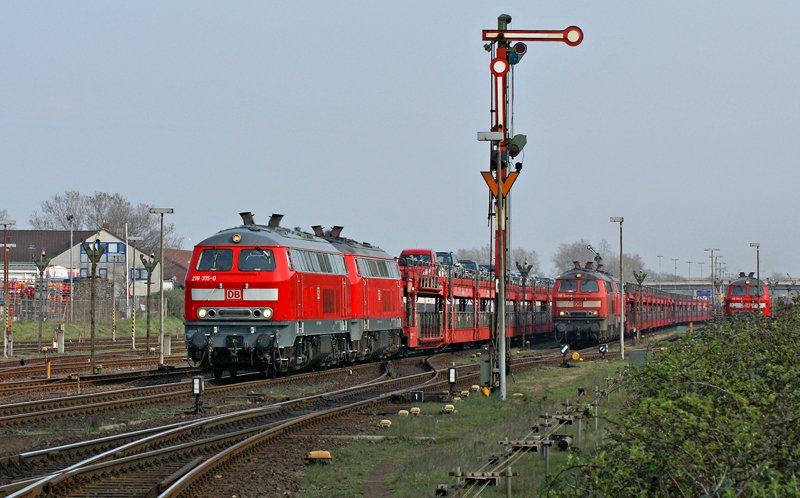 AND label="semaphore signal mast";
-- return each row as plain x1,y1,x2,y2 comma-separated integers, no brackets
479,14,582,400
